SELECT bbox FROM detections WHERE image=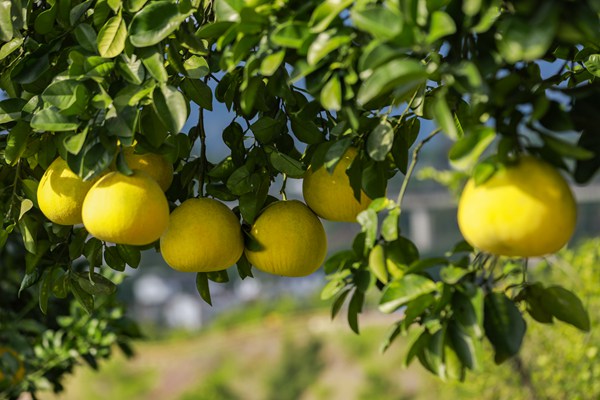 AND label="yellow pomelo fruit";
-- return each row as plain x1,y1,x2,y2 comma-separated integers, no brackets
160,198,244,272
457,156,577,257
0,347,25,386
123,148,174,191
37,158,99,225
245,200,327,277
302,147,372,222
82,171,169,245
